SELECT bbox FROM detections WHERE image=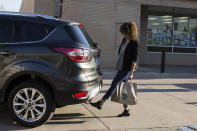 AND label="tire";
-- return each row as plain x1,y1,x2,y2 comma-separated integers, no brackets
7,80,55,127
